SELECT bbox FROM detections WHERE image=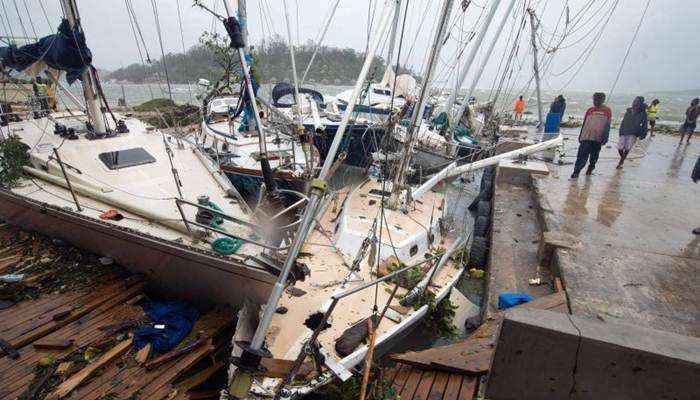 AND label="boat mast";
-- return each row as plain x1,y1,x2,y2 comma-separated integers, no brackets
390,0,454,208
454,0,517,126
221,1,277,193
246,0,398,355
527,7,544,132
282,0,311,172
385,0,402,74
59,0,106,133
237,0,248,52
443,0,500,120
